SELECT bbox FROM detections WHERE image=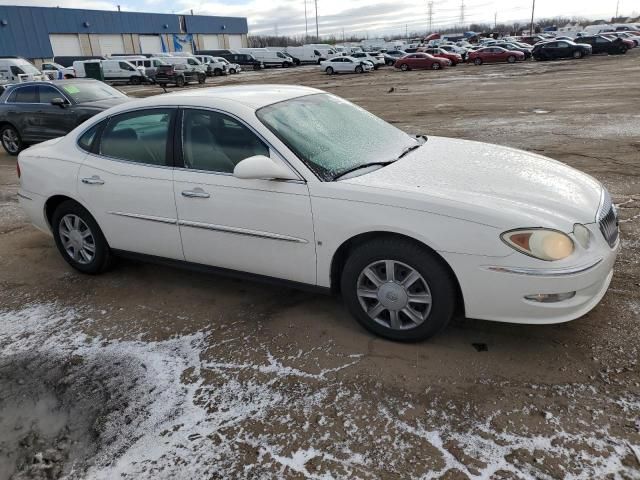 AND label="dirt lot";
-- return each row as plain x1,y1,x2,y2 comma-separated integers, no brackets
1,54,639,479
